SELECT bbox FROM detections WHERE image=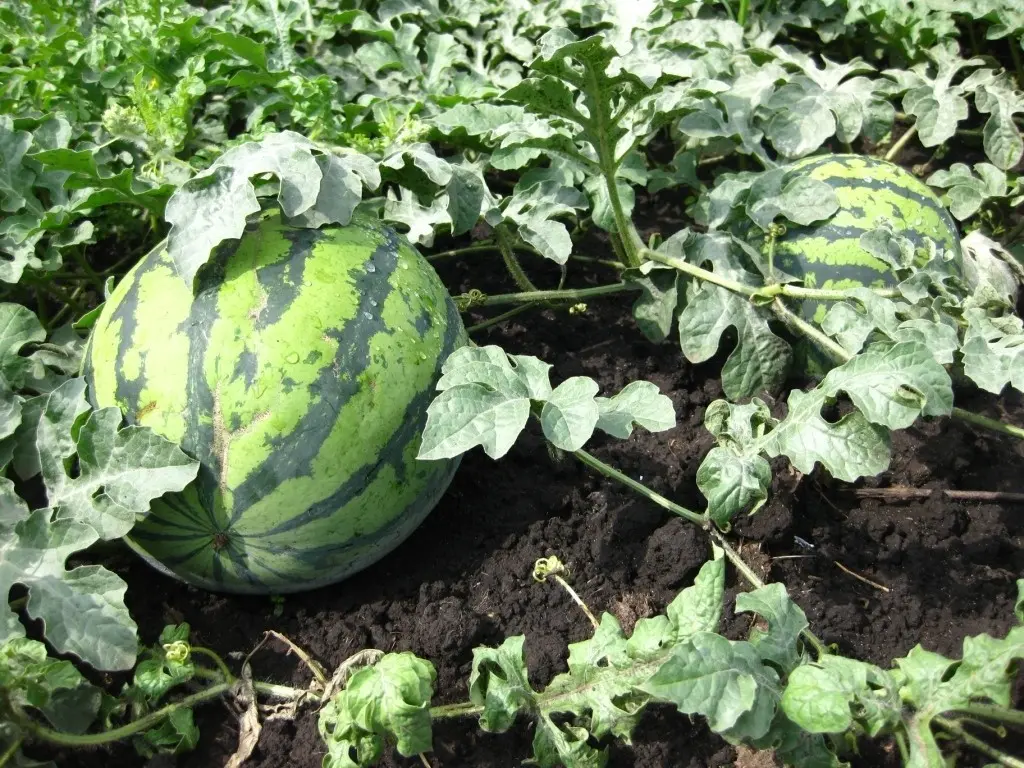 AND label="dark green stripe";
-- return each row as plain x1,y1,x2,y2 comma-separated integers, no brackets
107,269,148,419
779,222,933,255
256,261,462,537
226,226,403,525
182,240,243,516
